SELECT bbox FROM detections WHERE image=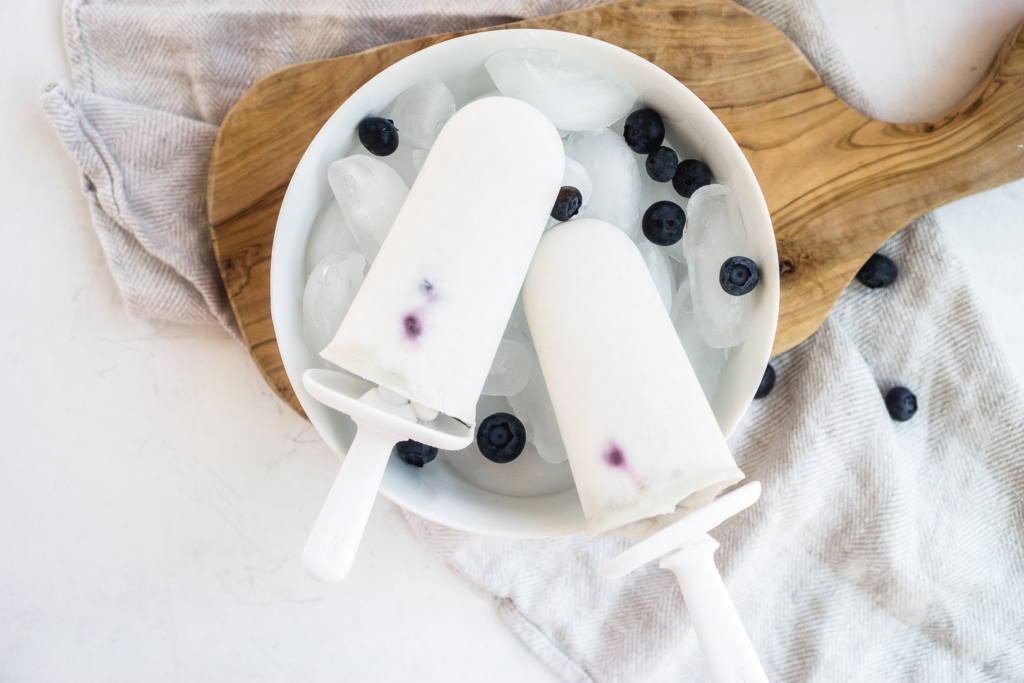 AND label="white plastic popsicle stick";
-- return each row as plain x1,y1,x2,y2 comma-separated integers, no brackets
597,481,766,683
661,534,768,683
302,369,473,583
